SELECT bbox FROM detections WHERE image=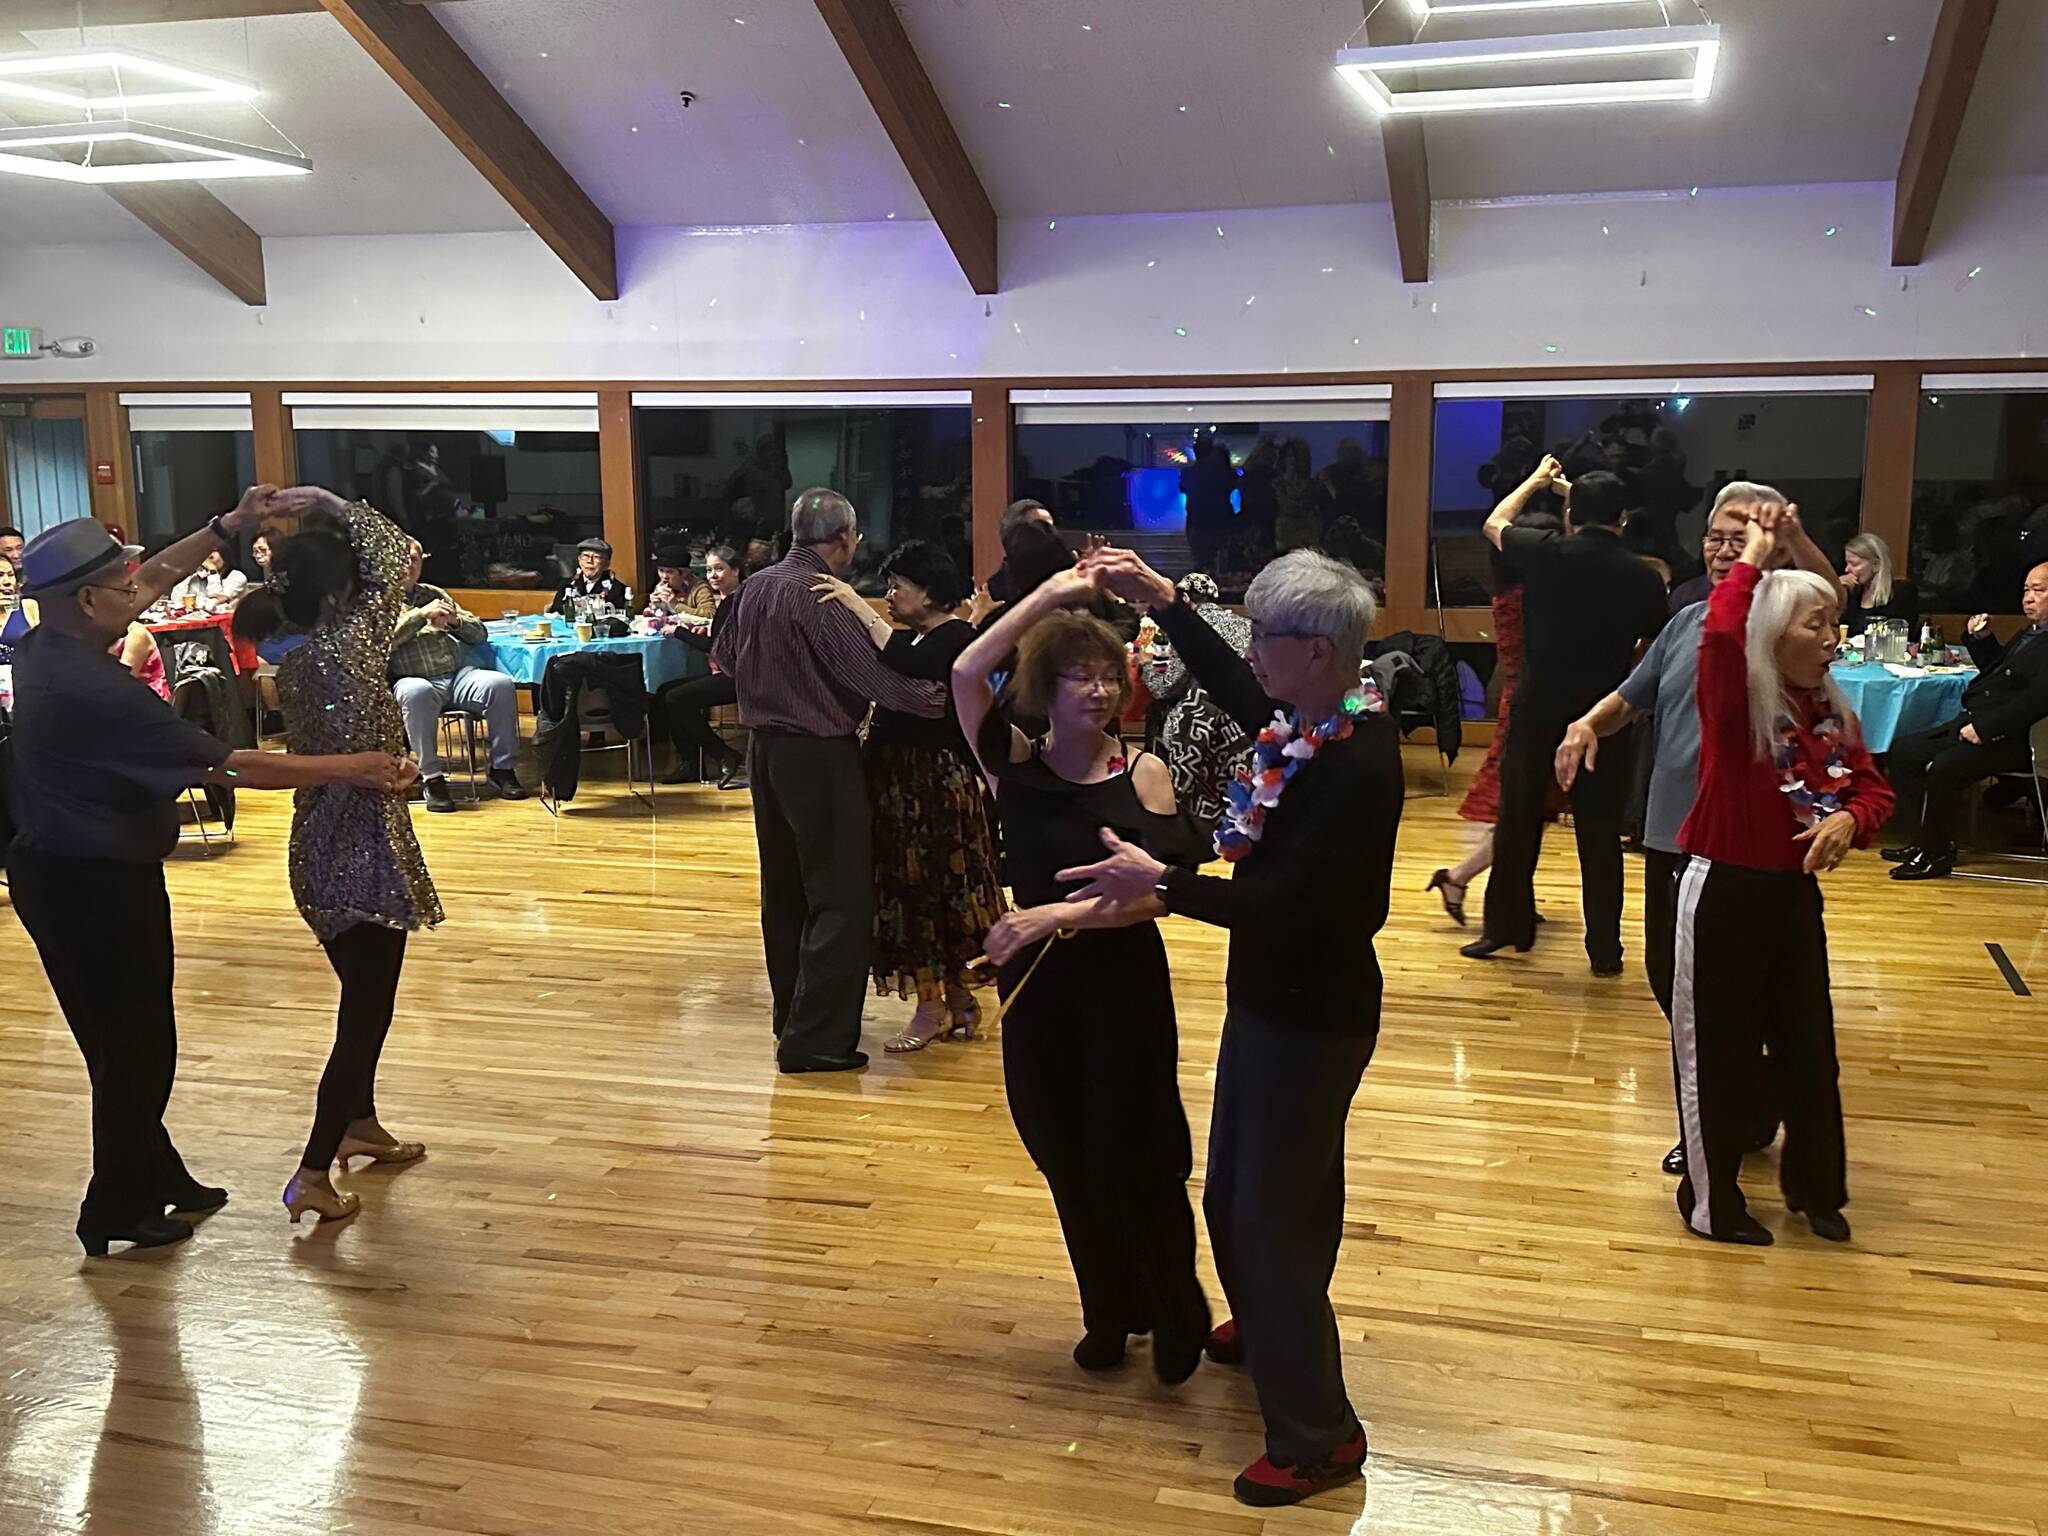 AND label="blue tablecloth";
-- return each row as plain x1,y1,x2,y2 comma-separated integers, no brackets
470,617,706,694
1832,662,1972,753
